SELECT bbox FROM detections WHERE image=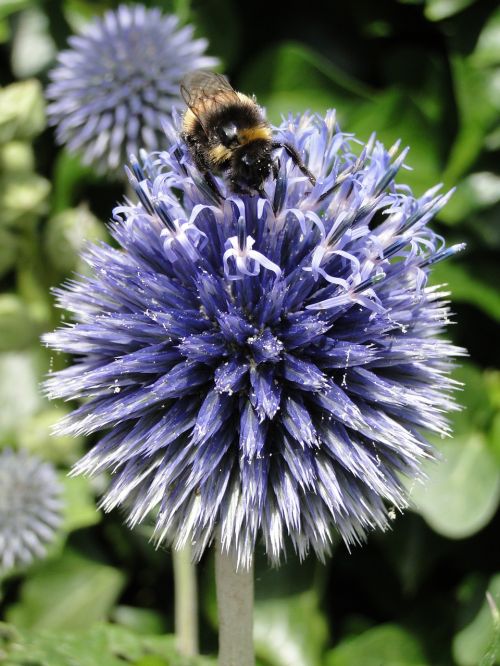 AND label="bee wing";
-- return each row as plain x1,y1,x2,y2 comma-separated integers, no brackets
180,70,240,134
180,70,236,106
